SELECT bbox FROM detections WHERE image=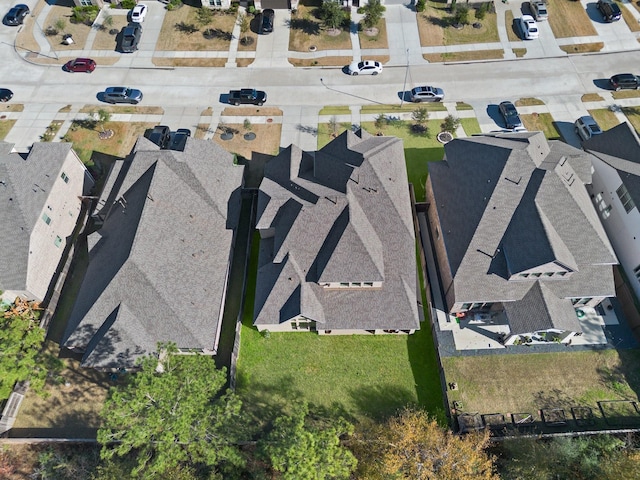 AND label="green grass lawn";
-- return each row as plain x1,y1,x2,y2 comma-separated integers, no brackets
237,236,444,424
521,113,561,140
459,117,481,136
588,109,621,132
